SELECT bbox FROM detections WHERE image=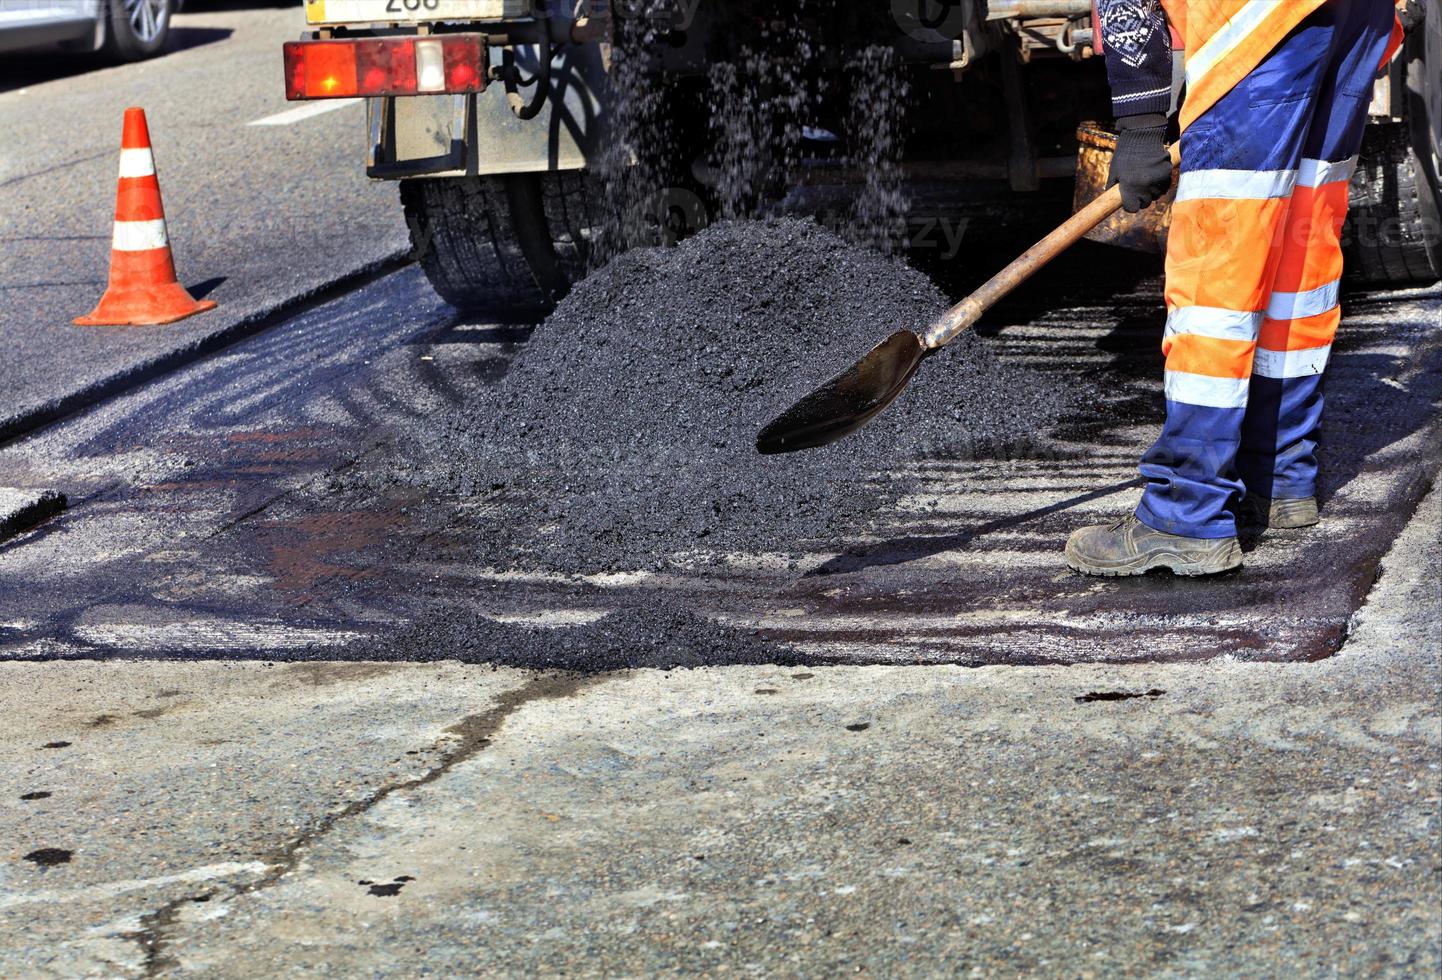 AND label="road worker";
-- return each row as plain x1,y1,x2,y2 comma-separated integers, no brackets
1066,0,1411,576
